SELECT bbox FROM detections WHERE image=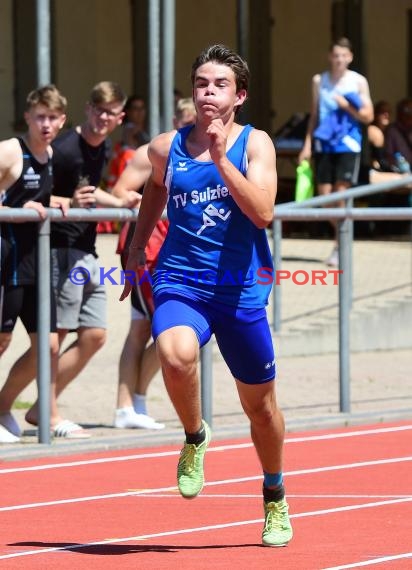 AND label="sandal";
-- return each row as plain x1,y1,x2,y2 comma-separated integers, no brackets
52,420,92,439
